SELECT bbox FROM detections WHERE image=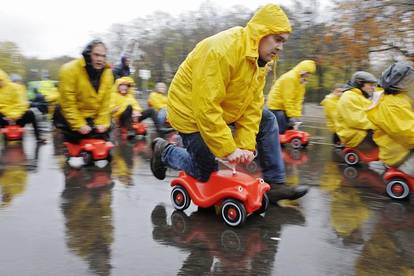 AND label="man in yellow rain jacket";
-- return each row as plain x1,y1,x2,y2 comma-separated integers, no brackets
53,40,114,142
148,82,169,127
267,60,316,134
0,70,46,143
320,84,347,147
367,61,414,176
336,71,378,149
151,4,308,202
